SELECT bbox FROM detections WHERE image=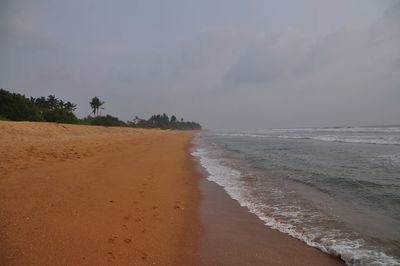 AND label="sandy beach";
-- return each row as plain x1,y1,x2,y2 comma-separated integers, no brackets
0,122,200,265
0,121,343,265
